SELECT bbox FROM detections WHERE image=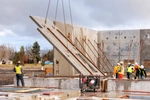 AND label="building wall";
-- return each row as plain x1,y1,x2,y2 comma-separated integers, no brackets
140,29,150,71
98,30,140,71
